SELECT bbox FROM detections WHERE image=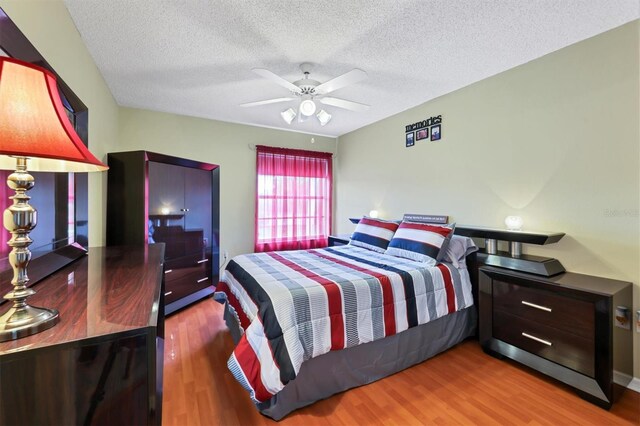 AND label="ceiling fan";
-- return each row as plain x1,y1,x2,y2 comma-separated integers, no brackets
240,63,369,126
